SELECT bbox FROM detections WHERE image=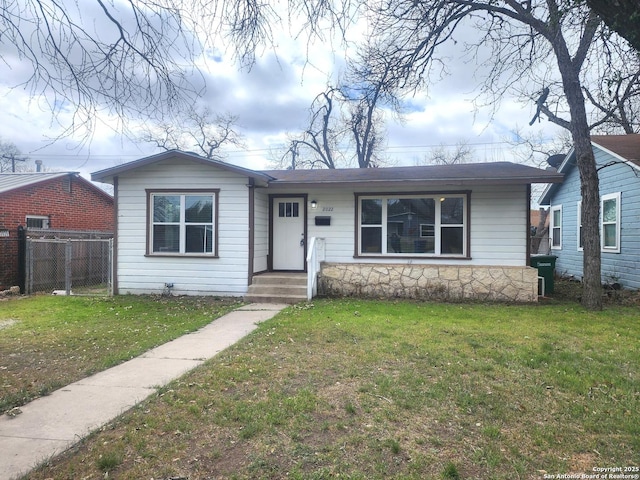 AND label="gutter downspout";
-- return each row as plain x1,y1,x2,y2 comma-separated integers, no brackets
247,178,255,287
